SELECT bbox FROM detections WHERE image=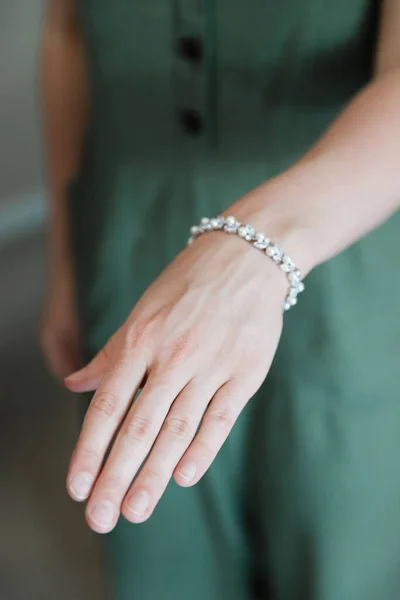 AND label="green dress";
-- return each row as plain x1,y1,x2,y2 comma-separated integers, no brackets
68,1,400,599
